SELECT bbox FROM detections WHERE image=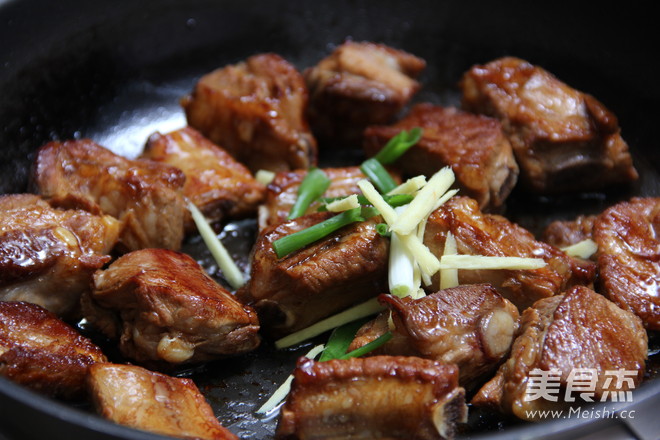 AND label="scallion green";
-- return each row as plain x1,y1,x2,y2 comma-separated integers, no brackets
319,318,370,362
273,208,364,258
360,158,397,194
375,223,391,237
374,127,423,164
338,331,392,360
288,168,332,220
